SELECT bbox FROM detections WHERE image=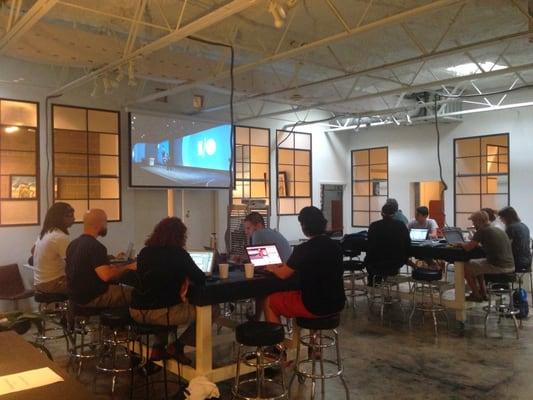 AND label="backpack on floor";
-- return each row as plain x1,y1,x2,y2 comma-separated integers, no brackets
513,288,529,319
